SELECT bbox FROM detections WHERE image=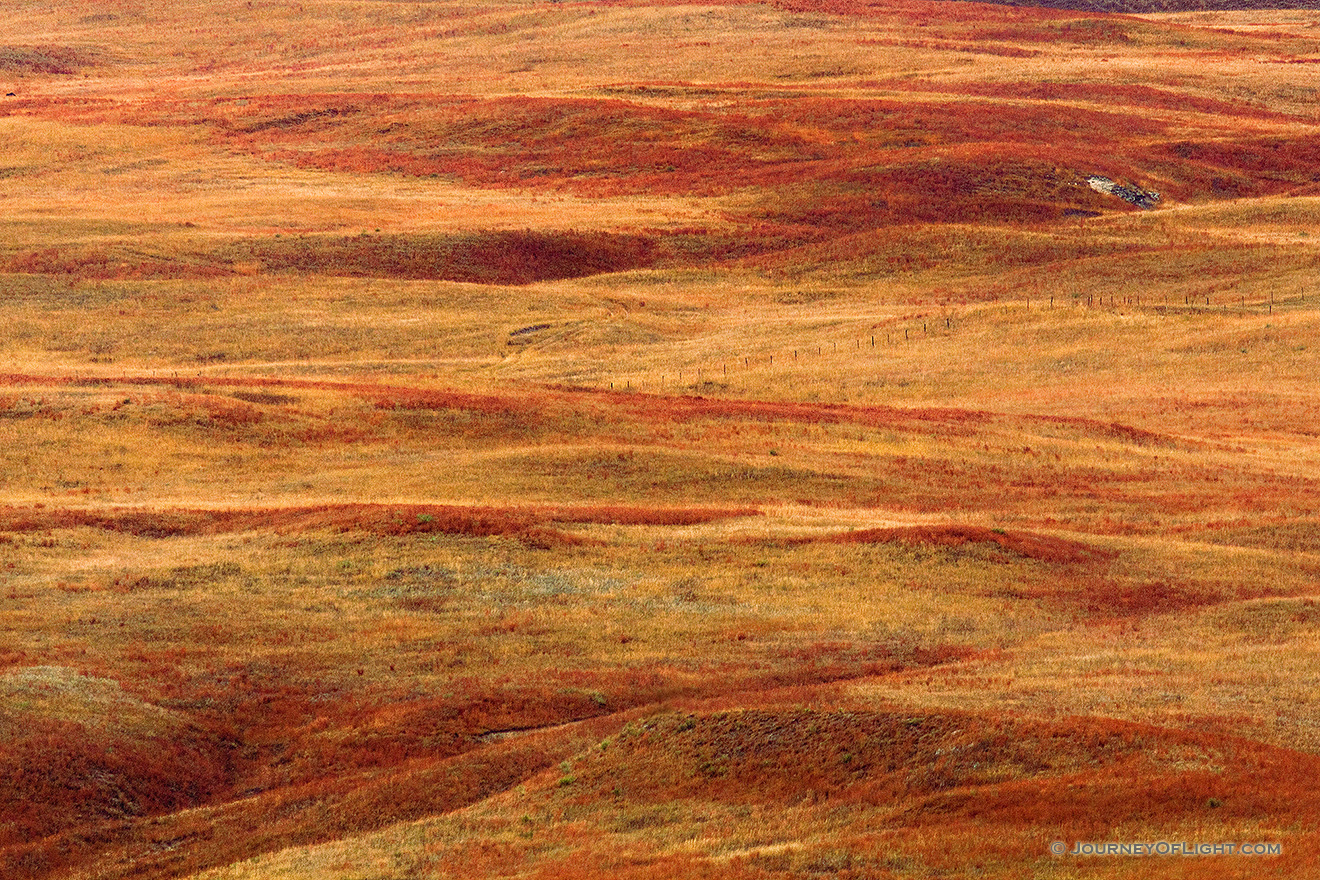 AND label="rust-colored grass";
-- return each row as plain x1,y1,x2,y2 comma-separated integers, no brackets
0,503,761,539
3,0,1320,878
